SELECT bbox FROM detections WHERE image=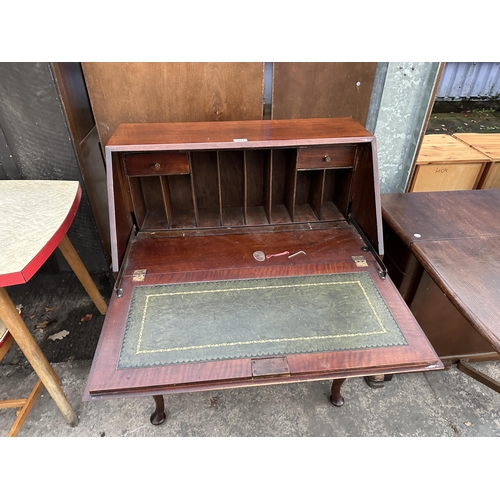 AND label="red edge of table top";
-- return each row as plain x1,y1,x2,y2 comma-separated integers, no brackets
0,183,82,287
